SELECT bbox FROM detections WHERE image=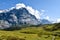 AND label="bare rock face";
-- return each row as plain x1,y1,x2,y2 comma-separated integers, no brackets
0,8,40,29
